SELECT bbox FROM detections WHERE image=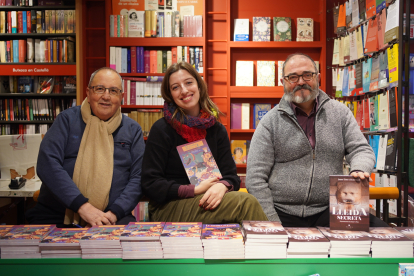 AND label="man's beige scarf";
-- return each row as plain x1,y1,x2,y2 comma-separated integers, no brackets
64,98,122,226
